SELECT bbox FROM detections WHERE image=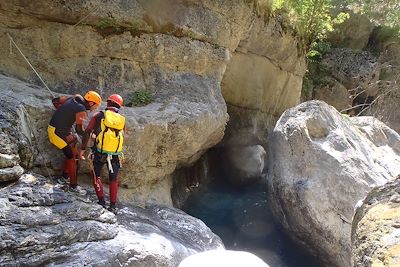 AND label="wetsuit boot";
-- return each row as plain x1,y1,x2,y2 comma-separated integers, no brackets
93,175,106,208
65,158,77,188
108,177,118,214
